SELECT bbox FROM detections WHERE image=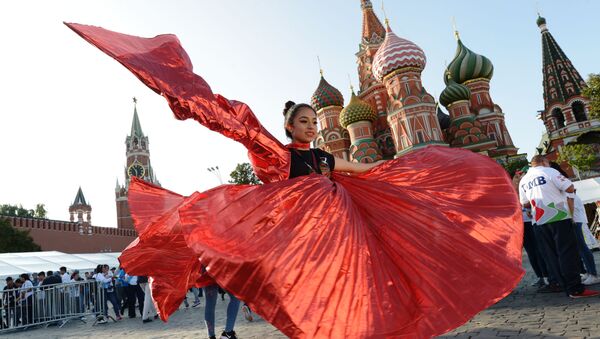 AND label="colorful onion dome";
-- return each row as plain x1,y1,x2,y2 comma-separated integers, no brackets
339,91,378,128
372,25,427,81
310,75,344,111
445,36,494,85
439,74,471,107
